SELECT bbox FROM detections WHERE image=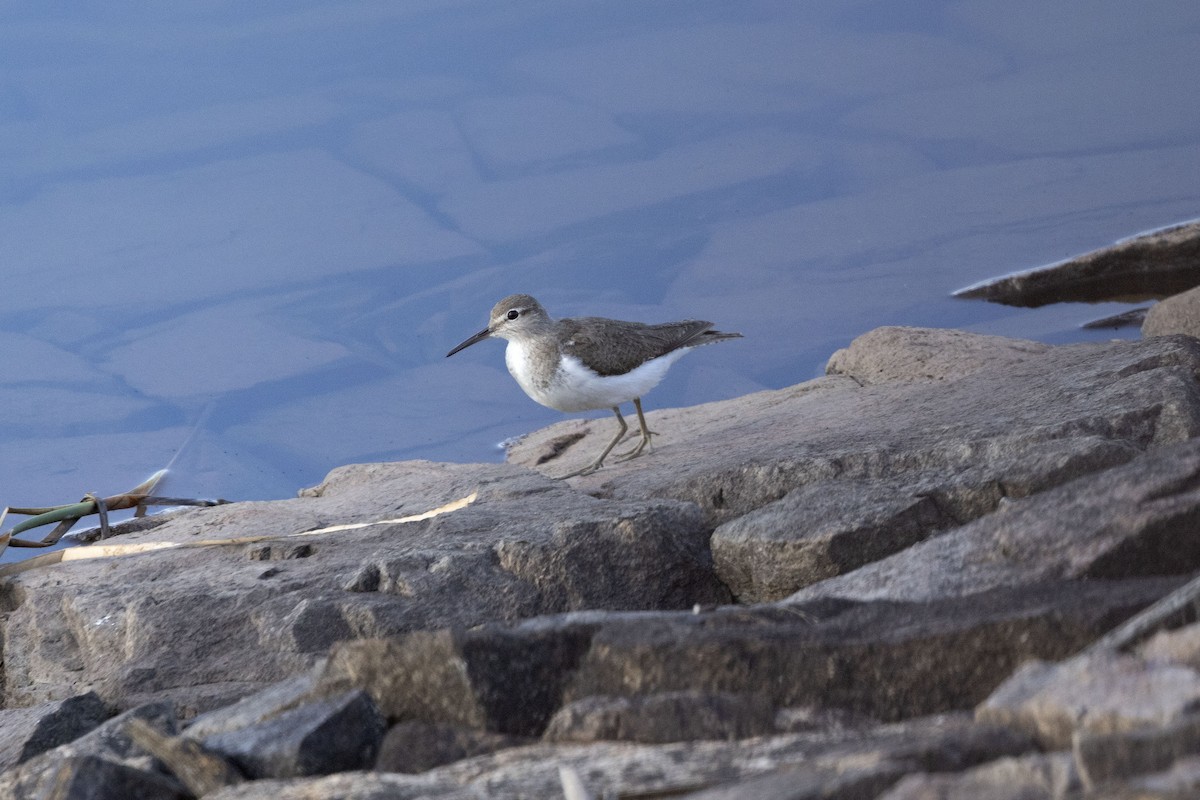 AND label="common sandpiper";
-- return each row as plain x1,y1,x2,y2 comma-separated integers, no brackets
446,294,742,477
